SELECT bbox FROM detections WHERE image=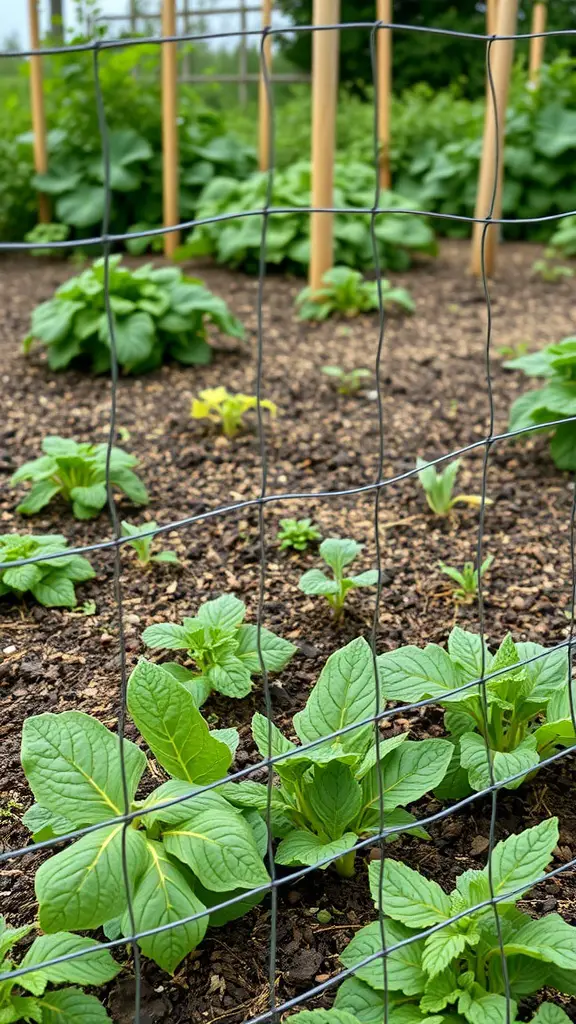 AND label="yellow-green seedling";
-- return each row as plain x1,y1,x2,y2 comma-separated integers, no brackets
438,554,494,603
191,387,277,438
299,538,379,618
121,520,179,566
416,457,489,516
277,518,322,551
322,366,372,396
